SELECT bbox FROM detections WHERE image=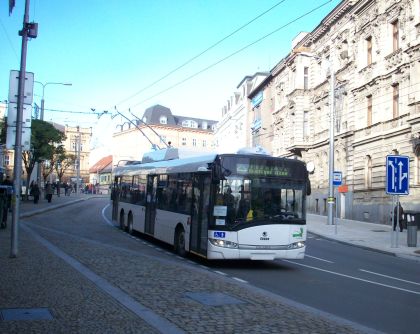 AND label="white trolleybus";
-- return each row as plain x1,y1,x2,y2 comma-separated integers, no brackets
111,148,311,260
